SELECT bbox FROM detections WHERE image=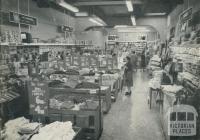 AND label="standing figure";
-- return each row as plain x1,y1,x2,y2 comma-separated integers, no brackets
124,56,133,95
141,50,146,71
130,51,137,72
